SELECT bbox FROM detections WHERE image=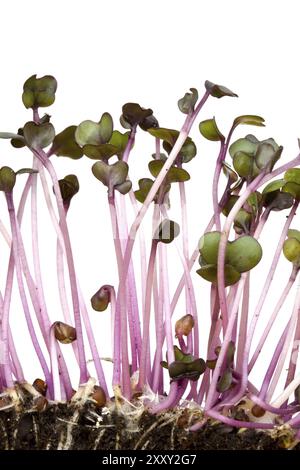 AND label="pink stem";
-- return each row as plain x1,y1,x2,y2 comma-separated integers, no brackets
32,149,88,384
5,192,51,388
138,241,158,389
248,267,297,372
